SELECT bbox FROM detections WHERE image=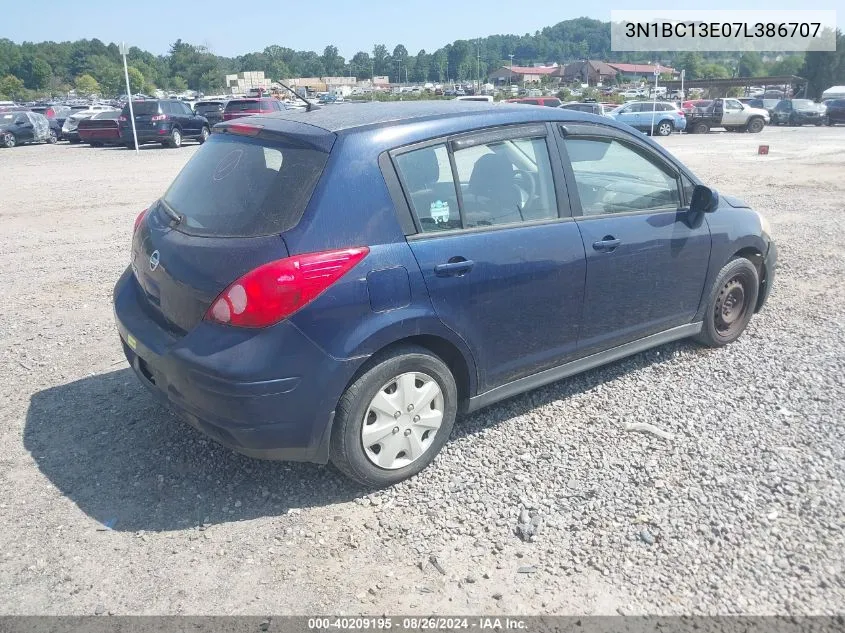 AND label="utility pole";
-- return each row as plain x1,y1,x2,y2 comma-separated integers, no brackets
477,40,481,92
508,54,515,90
